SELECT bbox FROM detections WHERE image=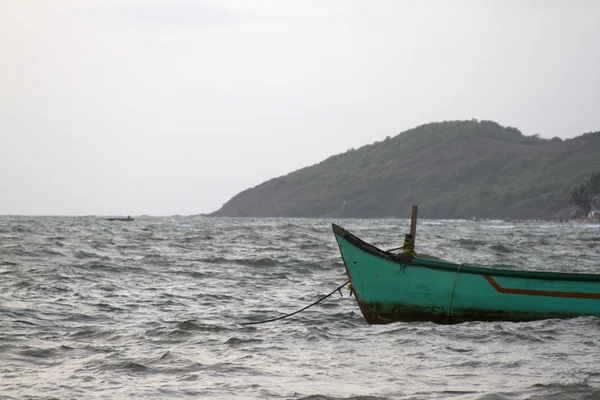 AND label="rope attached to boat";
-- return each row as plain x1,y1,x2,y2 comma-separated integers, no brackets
446,264,464,323
241,280,350,326
387,234,419,257
402,234,418,257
